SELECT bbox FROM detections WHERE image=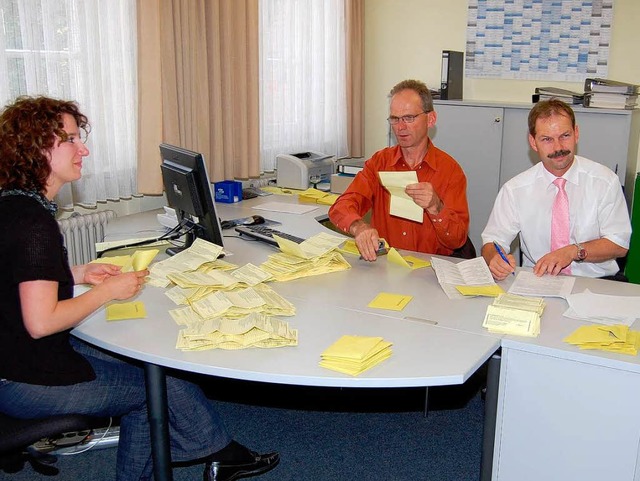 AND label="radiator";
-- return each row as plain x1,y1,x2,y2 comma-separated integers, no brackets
57,211,116,266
